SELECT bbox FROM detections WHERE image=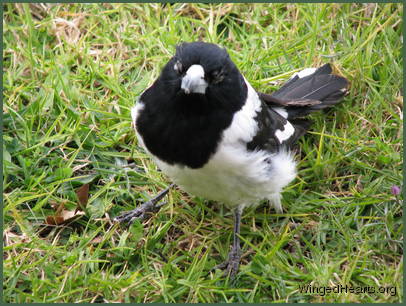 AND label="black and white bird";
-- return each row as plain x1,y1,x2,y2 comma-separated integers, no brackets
116,42,348,277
